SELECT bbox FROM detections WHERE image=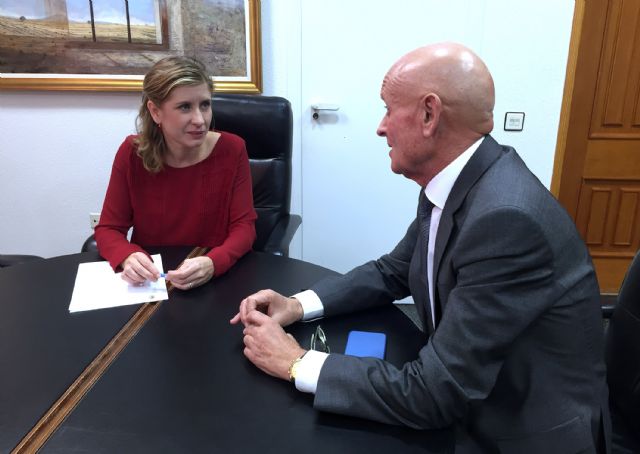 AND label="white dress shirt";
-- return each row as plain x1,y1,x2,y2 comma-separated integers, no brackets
292,137,484,393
